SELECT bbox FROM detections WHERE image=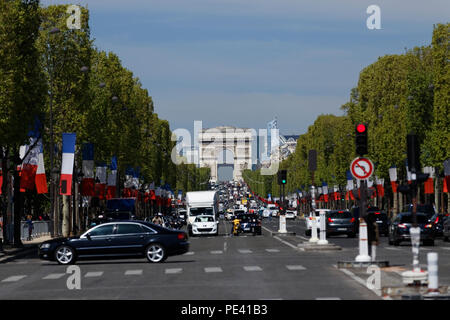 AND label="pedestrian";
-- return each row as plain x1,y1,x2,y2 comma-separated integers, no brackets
26,215,34,241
